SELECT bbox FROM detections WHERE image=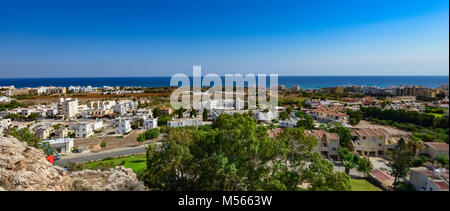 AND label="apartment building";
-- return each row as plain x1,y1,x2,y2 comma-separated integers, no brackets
76,122,94,138
59,98,79,119
168,118,204,128
350,128,390,156
48,87,66,95
46,108,58,117
143,118,158,130
308,107,349,124
306,130,340,159
68,86,96,93
255,110,277,122
115,119,132,134
34,126,53,140
21,109,33,116
92,120,104,131
53,127,68,139
44,138,74,154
